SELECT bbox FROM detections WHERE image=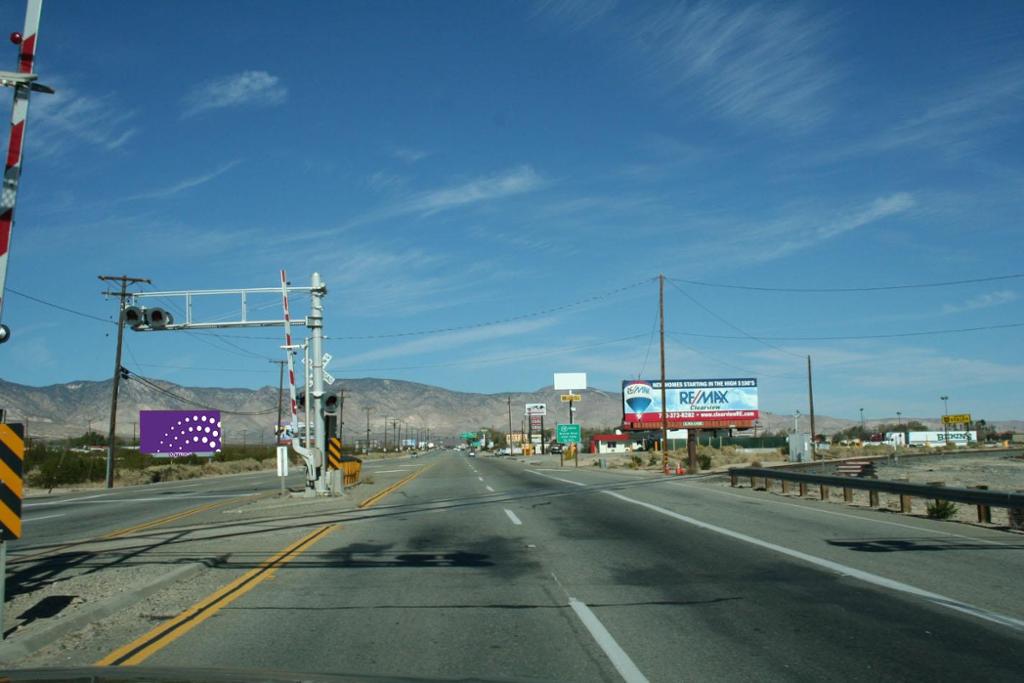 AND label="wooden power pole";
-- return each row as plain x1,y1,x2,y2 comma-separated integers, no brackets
99,274,150,488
